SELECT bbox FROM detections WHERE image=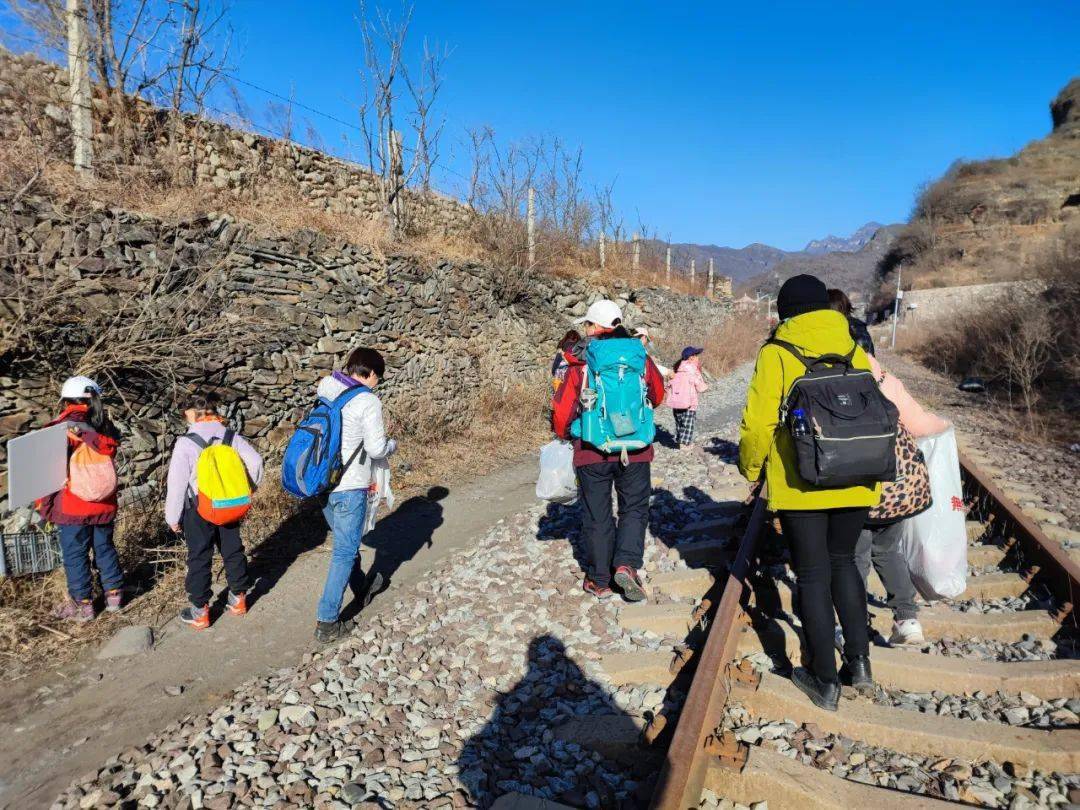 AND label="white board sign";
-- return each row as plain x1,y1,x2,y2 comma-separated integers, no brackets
6,423,70,510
